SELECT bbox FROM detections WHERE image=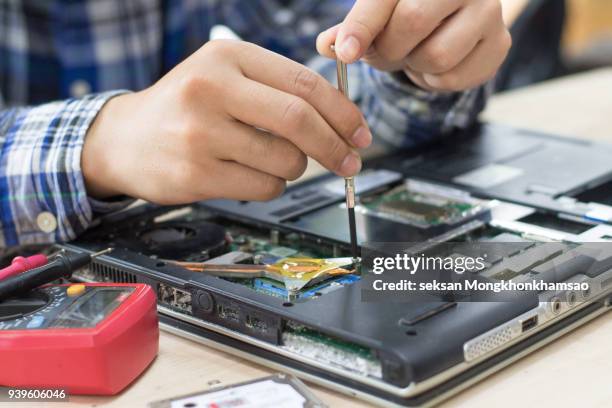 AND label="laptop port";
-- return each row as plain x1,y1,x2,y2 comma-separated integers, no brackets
245,315,269,332
216,303,239,322
158,283,192,314
520,315,538,333
567,291,577,307
551,297,562,314
582,286,591,299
